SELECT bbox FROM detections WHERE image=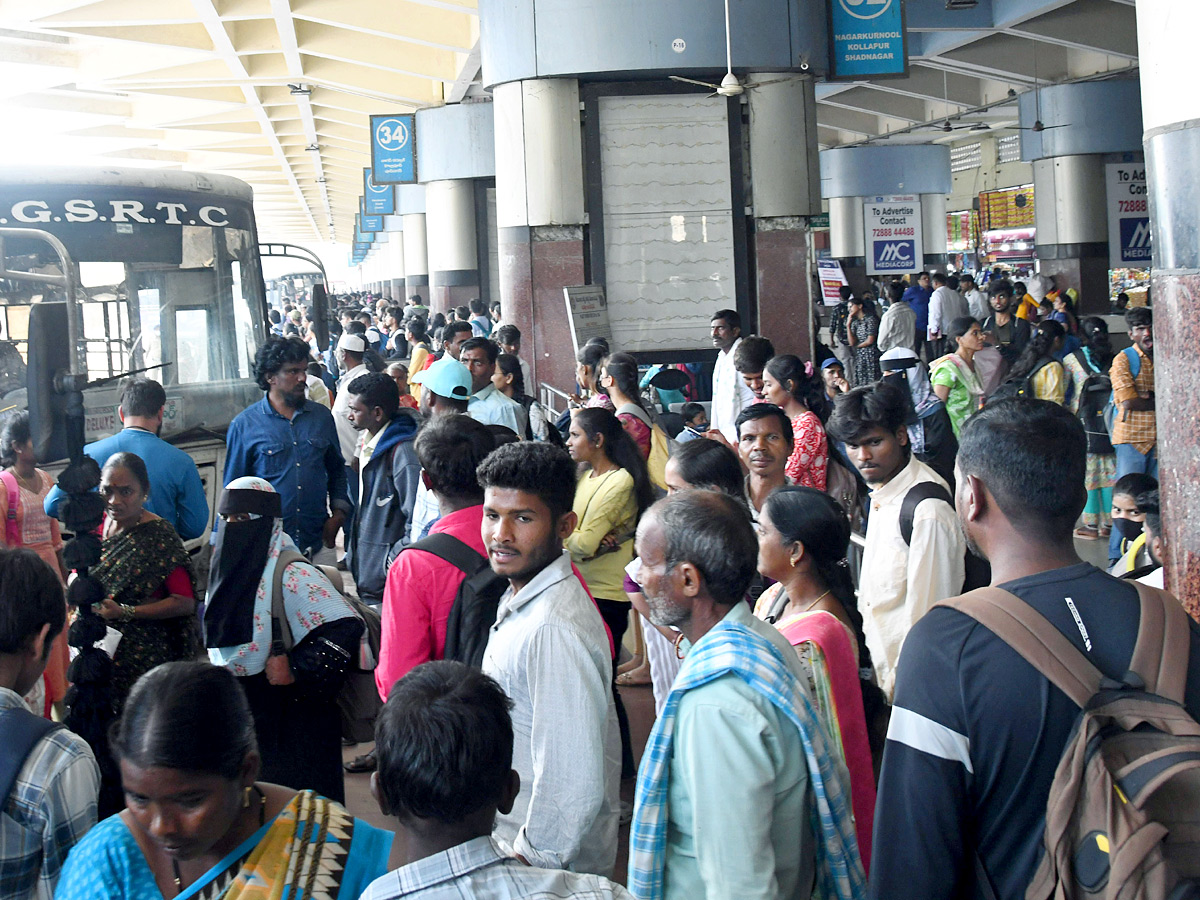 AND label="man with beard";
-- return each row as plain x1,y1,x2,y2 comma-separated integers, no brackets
826,380,964,701
223,336,349,557
868,399,1200,900
735,404,793,519
476,442,621,878
628,490,864,900
43,377,208,539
